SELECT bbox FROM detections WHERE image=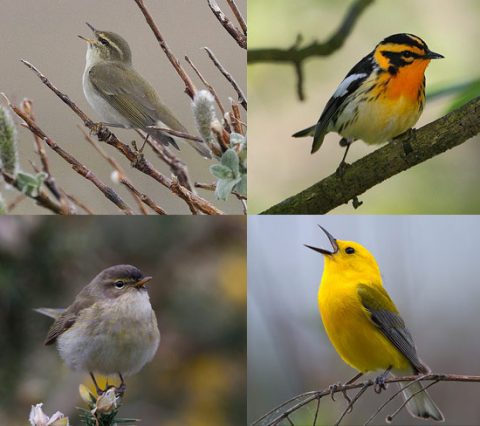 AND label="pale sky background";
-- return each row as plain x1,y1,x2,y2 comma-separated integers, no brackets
0,0,246,214
248,215,480,425
249,0,480,214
